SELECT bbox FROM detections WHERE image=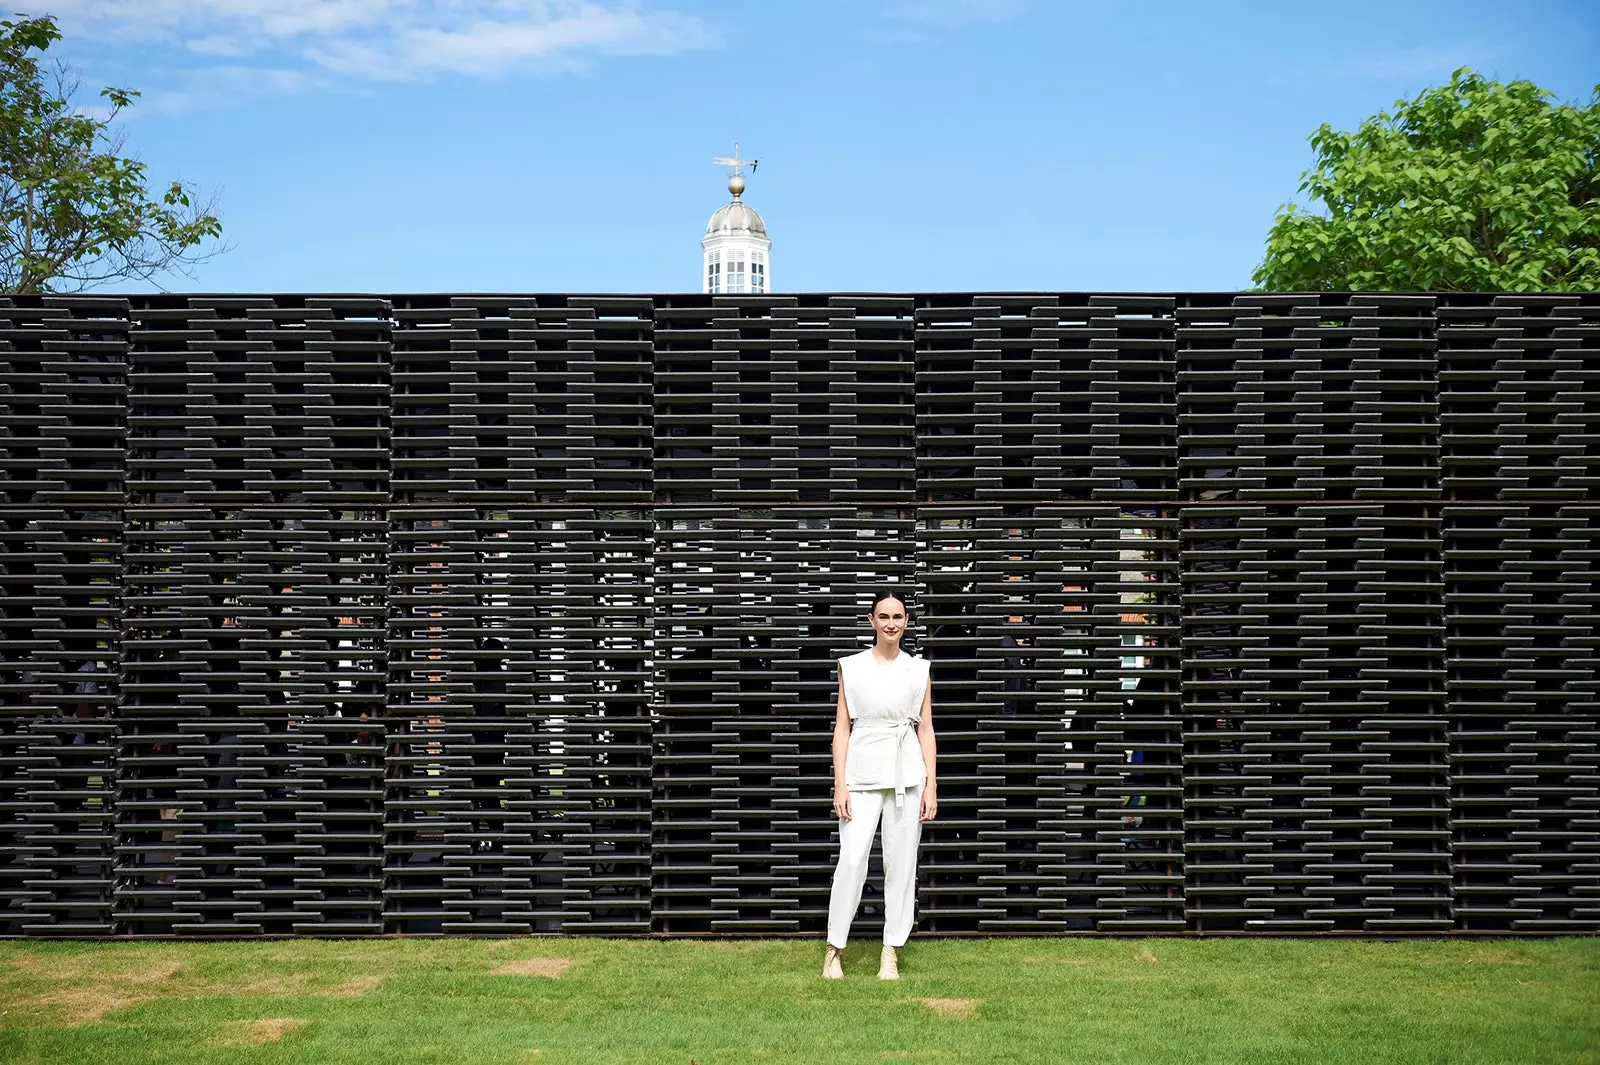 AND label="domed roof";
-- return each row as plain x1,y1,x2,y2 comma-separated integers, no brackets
705,198,767,239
